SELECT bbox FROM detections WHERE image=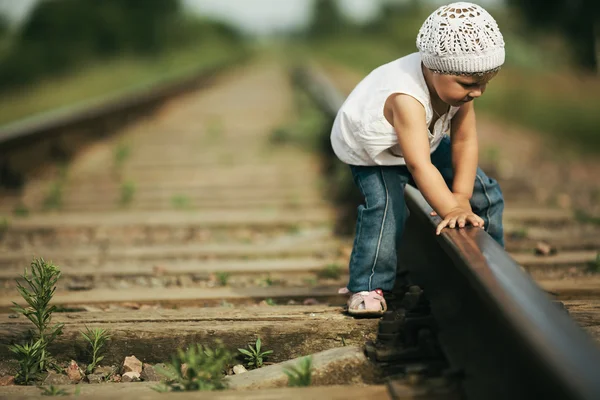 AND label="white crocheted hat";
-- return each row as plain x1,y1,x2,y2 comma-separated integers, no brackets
416,2,505,75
